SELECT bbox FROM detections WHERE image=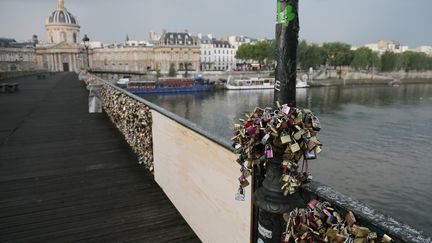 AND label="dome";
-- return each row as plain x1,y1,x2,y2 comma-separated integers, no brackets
47,9,78,25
